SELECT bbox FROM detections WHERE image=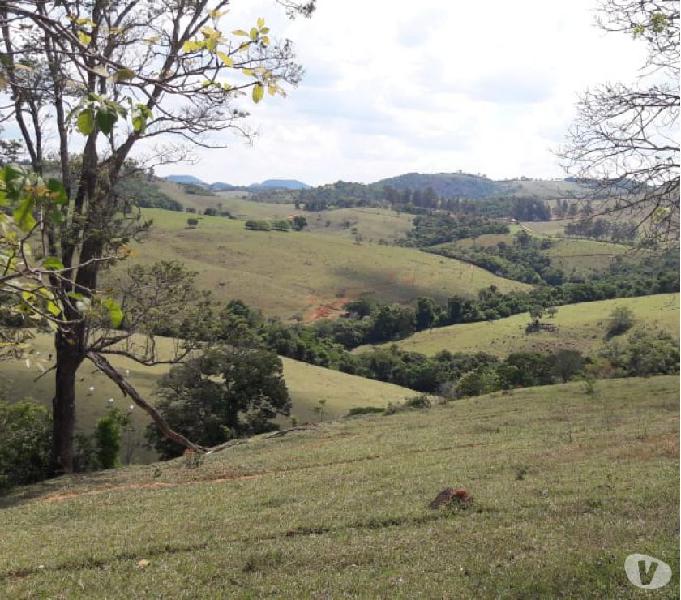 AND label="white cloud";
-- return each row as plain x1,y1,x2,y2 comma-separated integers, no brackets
154,0,648,185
